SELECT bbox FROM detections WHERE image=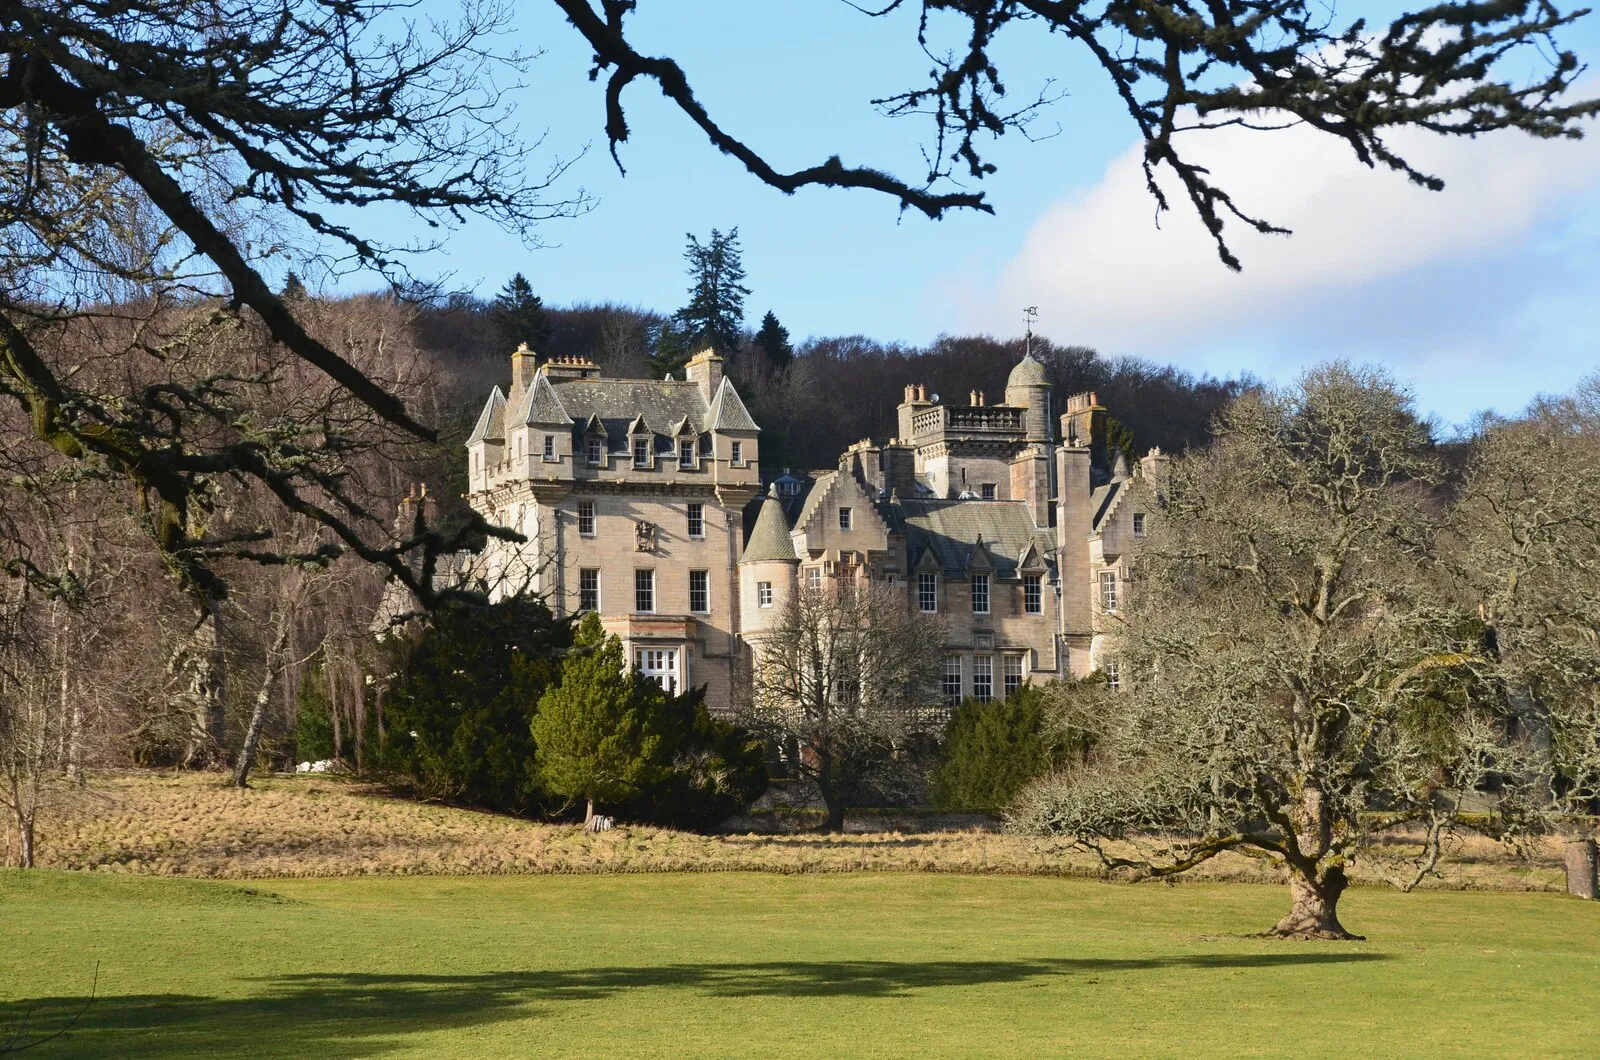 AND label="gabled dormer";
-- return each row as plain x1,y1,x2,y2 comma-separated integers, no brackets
580,413,608,469
1017,541,1049,578
627,414,657,470
967,533,997,577
669,415,700,471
